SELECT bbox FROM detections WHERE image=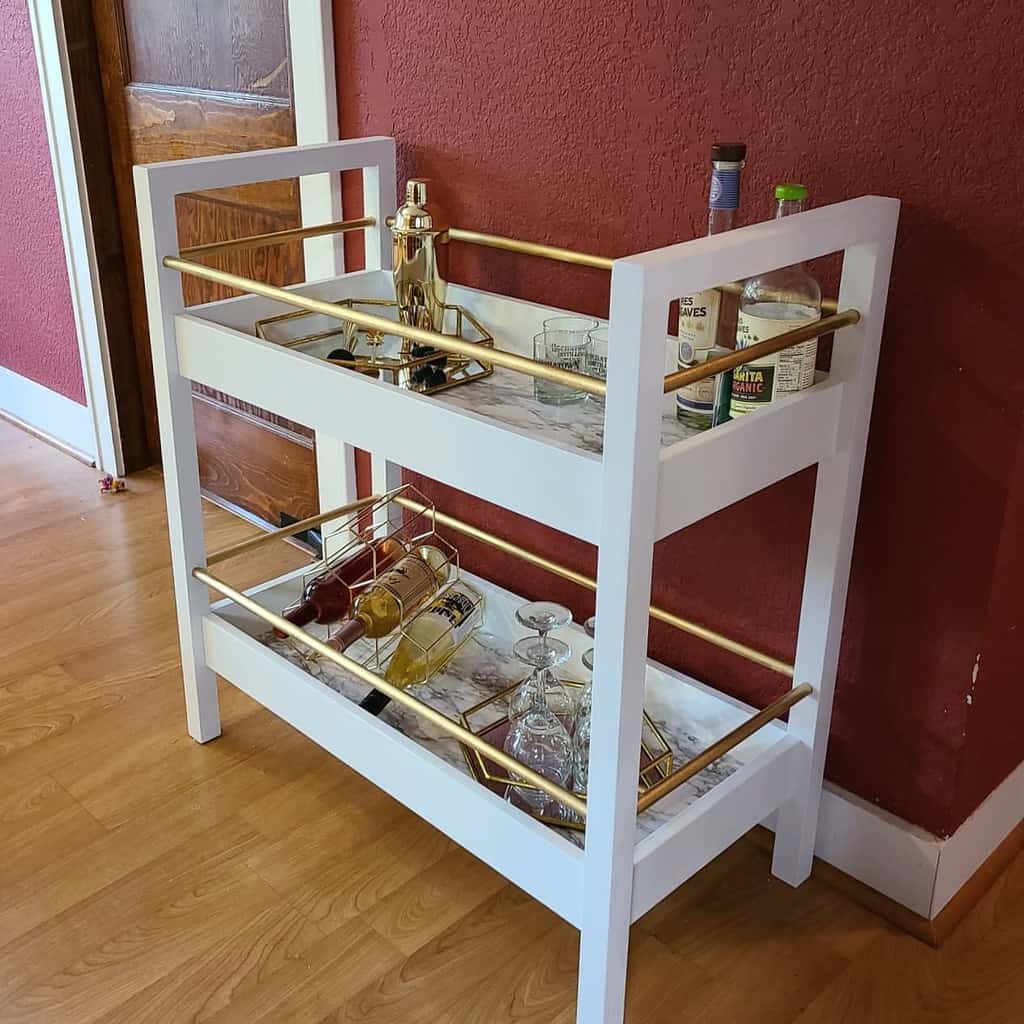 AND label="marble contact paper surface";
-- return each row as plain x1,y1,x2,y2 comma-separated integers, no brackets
258,572,748,849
